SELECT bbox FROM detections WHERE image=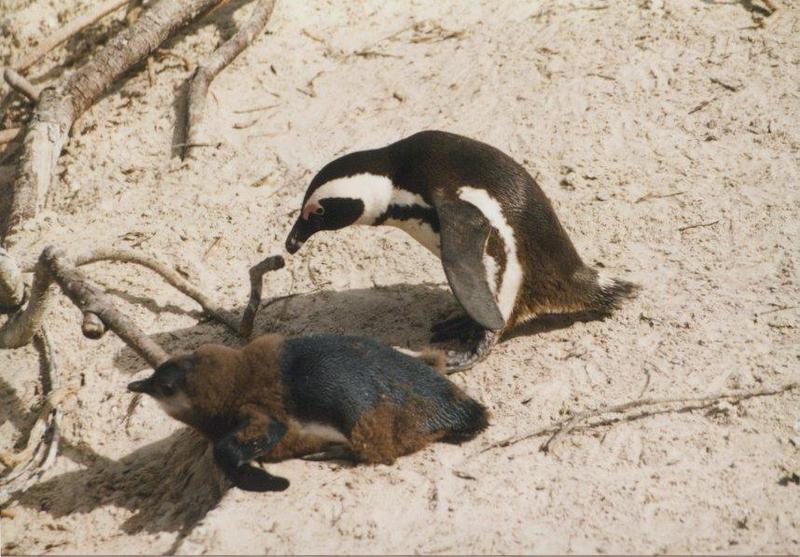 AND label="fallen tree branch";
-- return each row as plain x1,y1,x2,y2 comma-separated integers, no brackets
0,248,25,311
73,248,241,335
0,128,22,145
0,328,65,505
1,246,241,348
13,0,137,73
3,69,41,103
184,0,276,159
3,0,223,243
240,254,285,337
479,382,800,455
